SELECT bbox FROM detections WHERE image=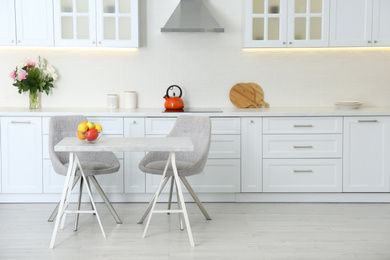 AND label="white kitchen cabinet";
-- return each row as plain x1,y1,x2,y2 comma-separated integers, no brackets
371,0,390,46
330,0,390,47
1,117,42,193
124,117,145,193
241,118,263,192
263,117,342,192
144,117,241,193
0,0,54,46
343,117,390,192
54,0,139,47
0,0,16,46
244,0,330,47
